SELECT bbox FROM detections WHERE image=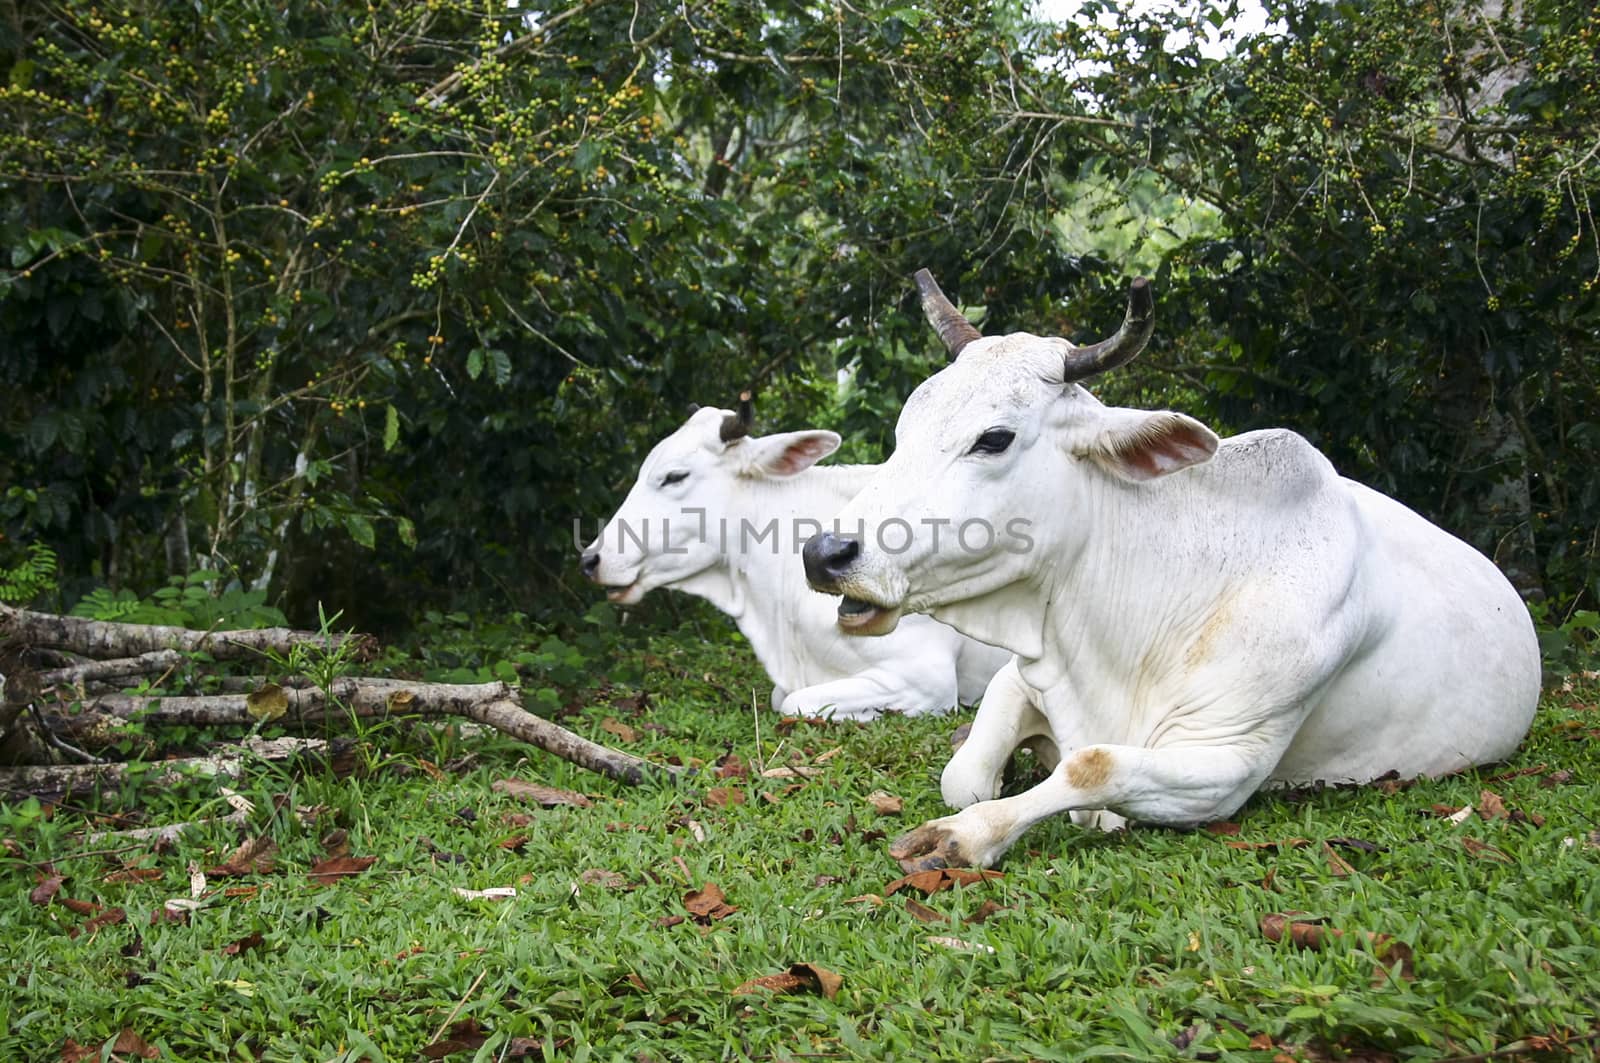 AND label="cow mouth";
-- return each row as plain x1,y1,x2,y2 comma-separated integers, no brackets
836,595,901,635
604,581,643,605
